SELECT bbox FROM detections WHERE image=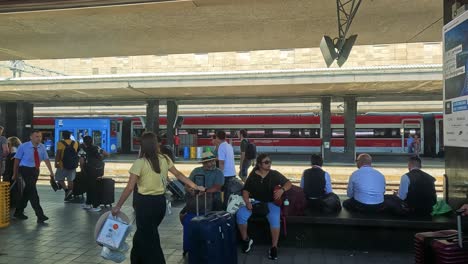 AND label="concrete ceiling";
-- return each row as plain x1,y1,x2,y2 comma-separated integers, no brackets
0,0,443,60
